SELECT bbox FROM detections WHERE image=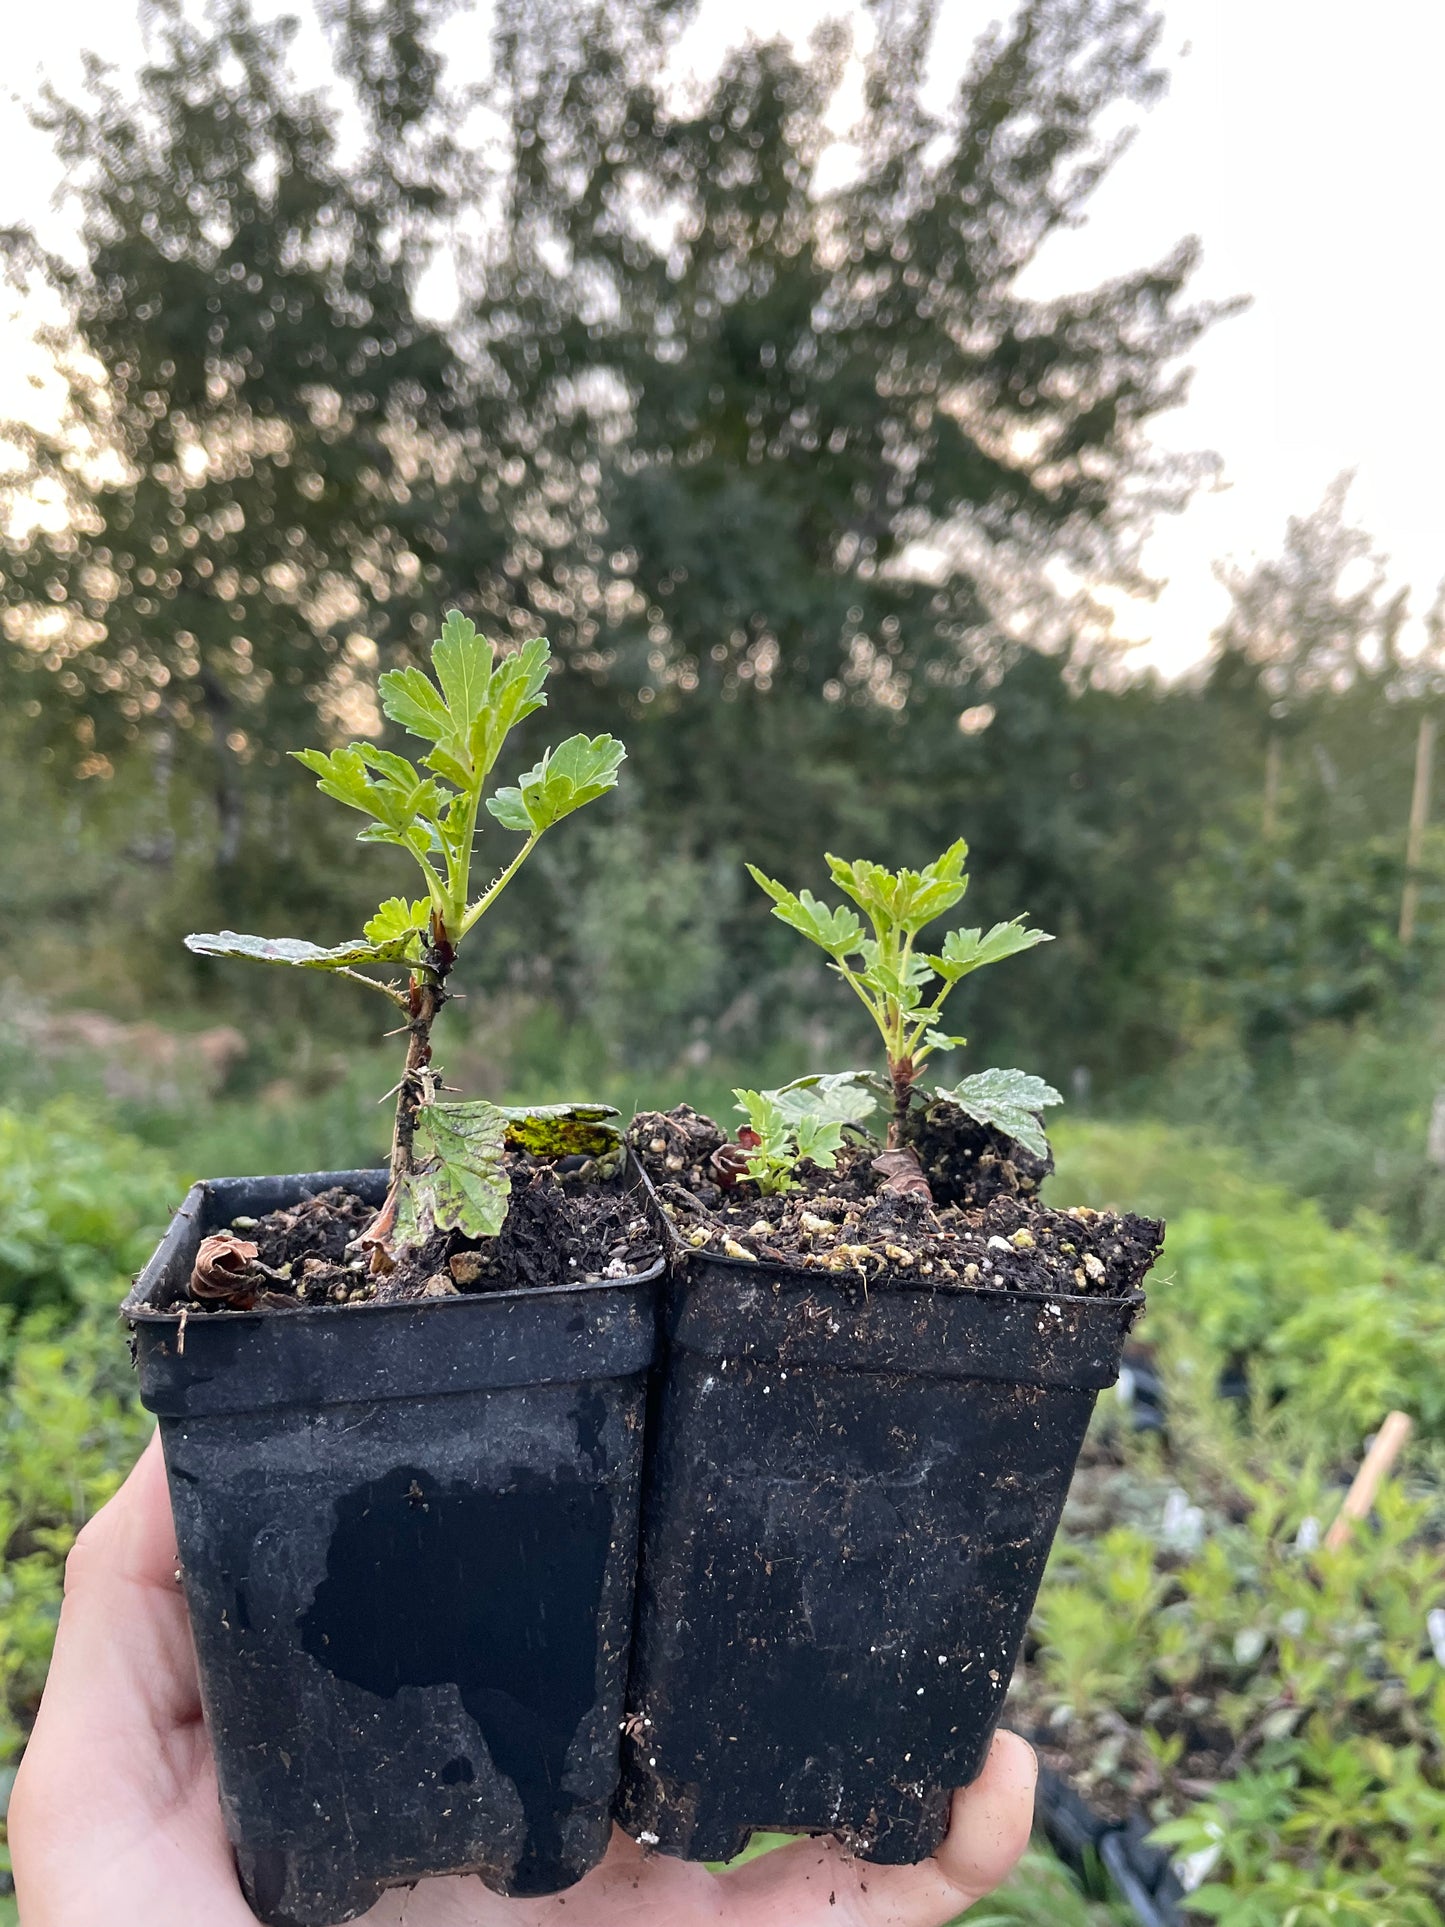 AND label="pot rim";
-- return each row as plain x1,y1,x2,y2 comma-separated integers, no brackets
125,1252,667,1325
124,1159,667,1324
